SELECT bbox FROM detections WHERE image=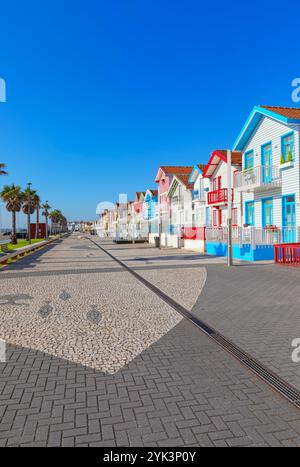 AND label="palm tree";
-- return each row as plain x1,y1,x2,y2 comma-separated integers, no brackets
49,209,61,234
49,209,67,234
0,184,24,244
41,201,51,239
33,193,41,239
49,209,61,224
0,163,7,176
22,188,36,242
